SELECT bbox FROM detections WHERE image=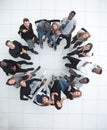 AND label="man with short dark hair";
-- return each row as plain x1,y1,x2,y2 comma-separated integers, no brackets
63,56,102,75
18,18,39,54
5,40,38,60
60,11,77,49
0,59,34,76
